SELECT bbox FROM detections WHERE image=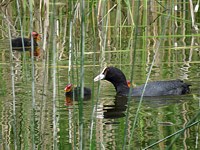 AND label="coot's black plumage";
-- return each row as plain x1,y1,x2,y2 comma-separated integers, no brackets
94,67,191,96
